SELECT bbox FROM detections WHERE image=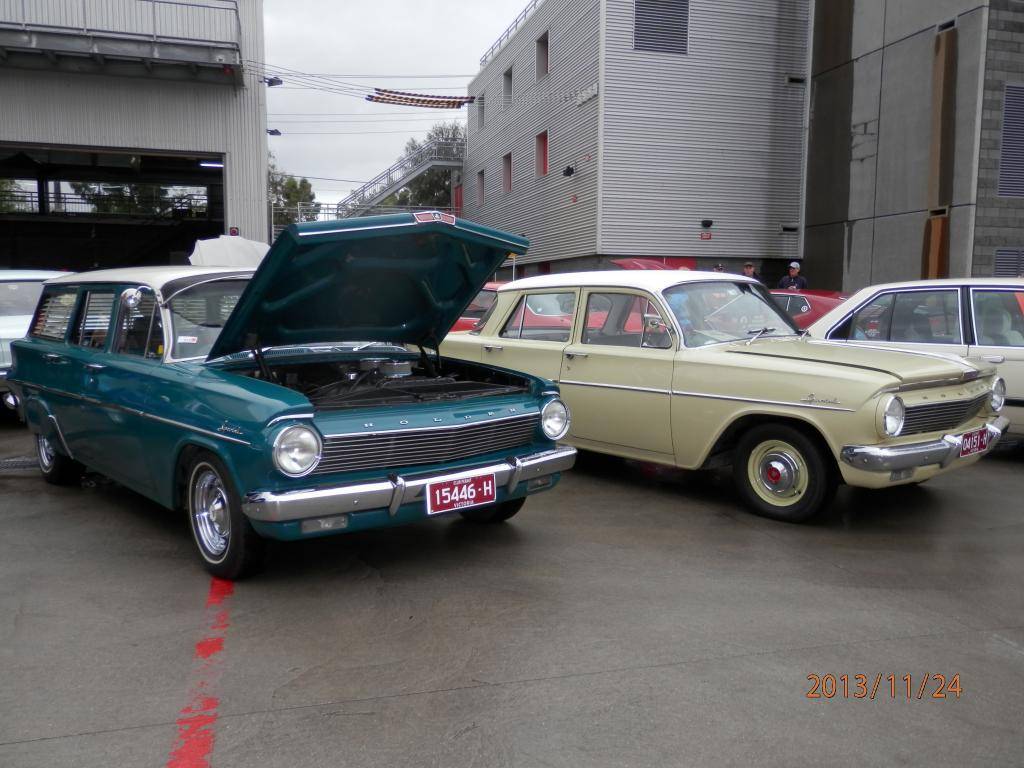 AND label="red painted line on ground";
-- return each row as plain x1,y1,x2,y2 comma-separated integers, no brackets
165,578,235,768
